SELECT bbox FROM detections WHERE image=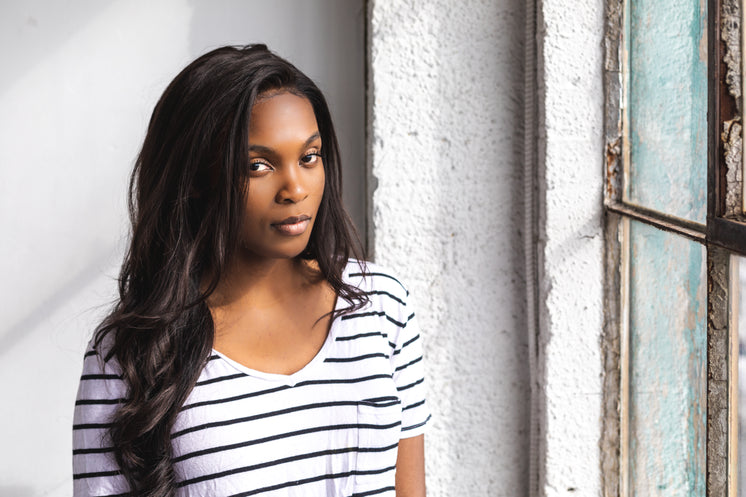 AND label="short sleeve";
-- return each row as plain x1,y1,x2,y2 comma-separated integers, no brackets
389,285,431,439
72,339,129,496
